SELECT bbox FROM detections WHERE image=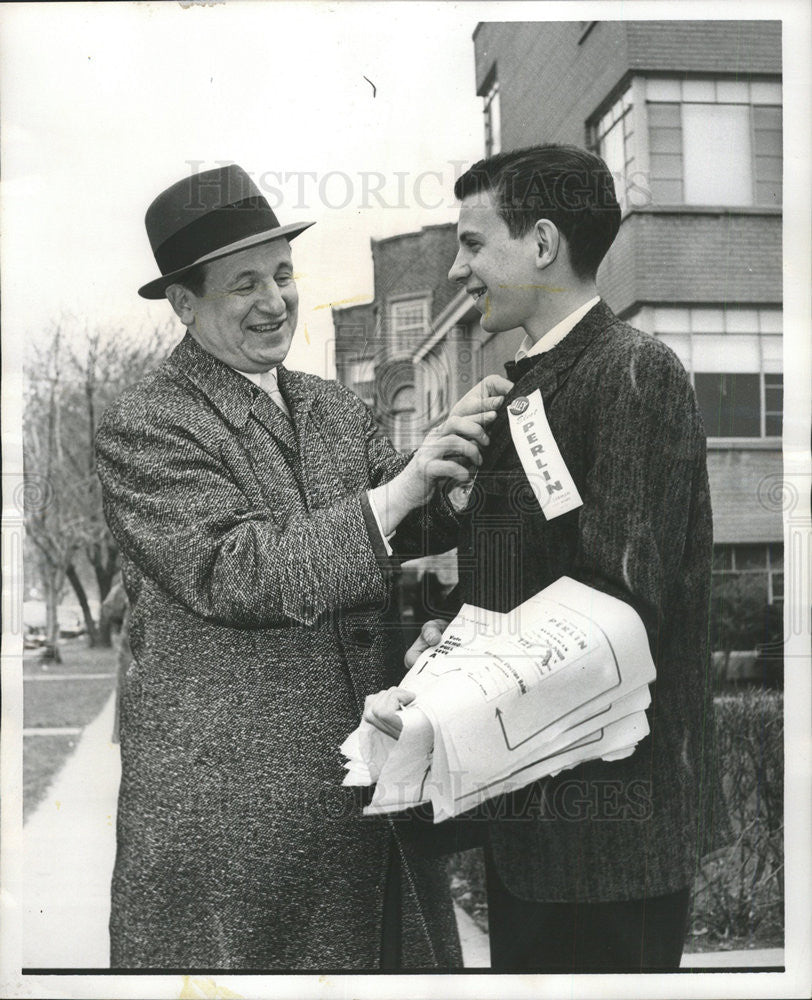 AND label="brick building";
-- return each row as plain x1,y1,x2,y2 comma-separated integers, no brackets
333,20,784,624
333,223,461,451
